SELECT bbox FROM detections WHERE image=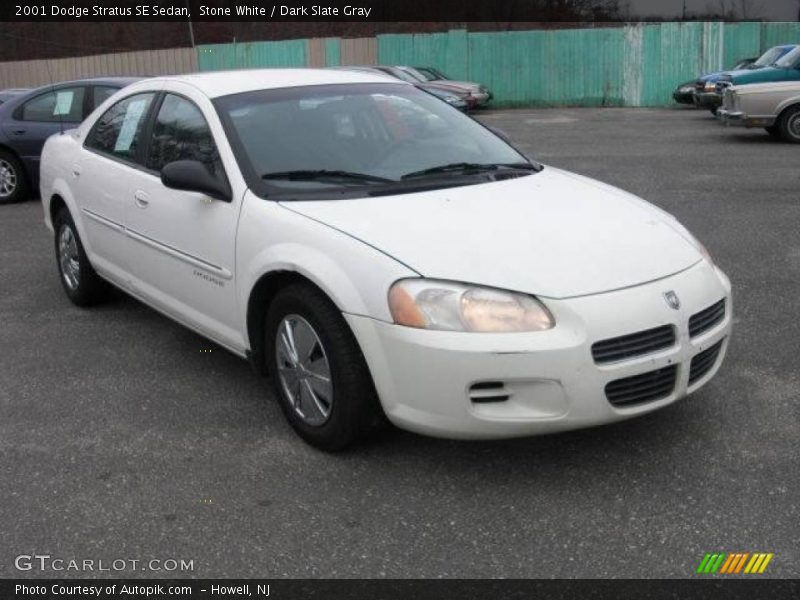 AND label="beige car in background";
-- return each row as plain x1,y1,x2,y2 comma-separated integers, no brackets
718,81,800,142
